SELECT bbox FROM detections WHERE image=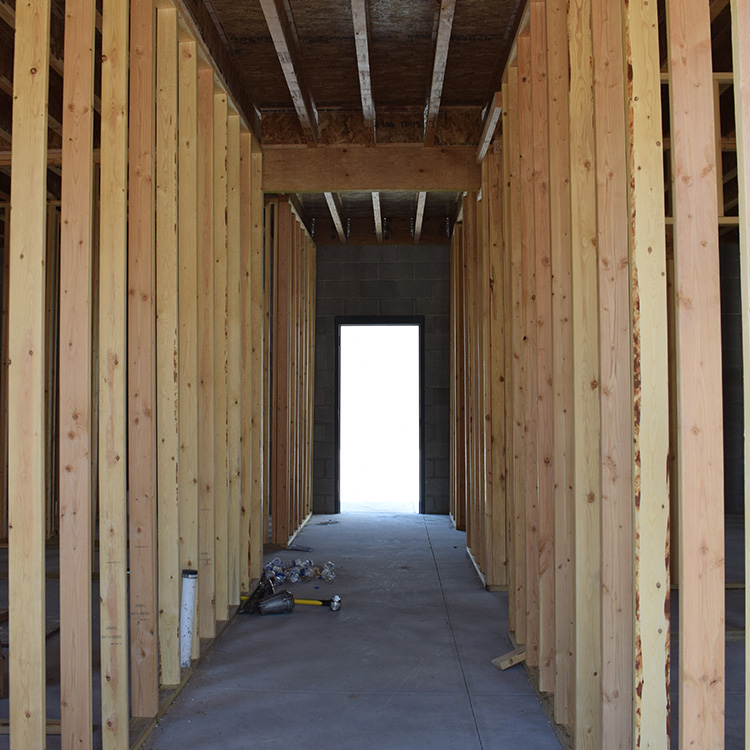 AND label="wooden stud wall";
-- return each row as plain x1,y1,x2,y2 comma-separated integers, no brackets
270,197,316,547
3,0,267,743
456,0,683,747
448,163,508,588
